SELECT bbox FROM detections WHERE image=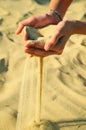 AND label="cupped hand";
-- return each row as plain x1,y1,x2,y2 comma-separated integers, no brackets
16,13,59,40
44,20,74,51
24,20,74,57
24,41,56,57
